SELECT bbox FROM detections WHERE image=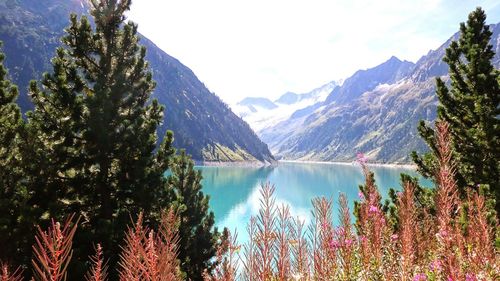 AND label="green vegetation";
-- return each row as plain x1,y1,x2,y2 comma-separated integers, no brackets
167,151,219,279
0,0,219,280
0,40,32,263
412,7,500,218
202,143,259,162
